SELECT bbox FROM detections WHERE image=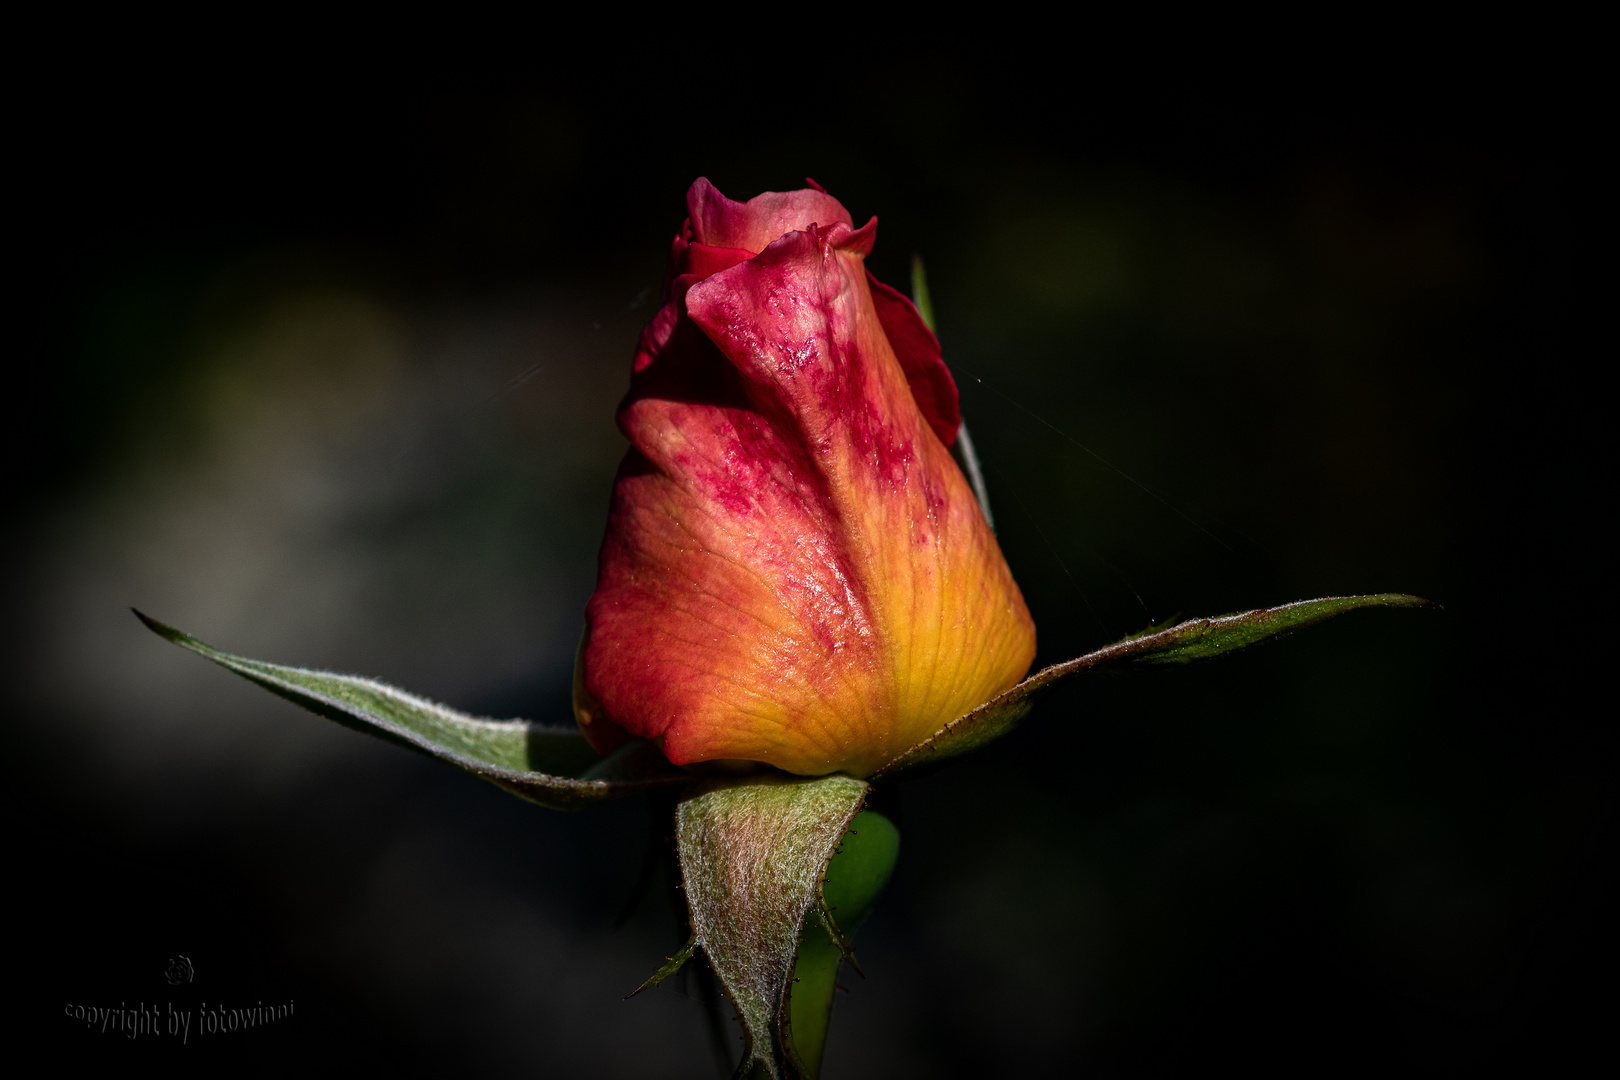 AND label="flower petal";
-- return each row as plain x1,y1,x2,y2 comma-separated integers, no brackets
865,269,960,447
685,176,854,253
581,215,1034,777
